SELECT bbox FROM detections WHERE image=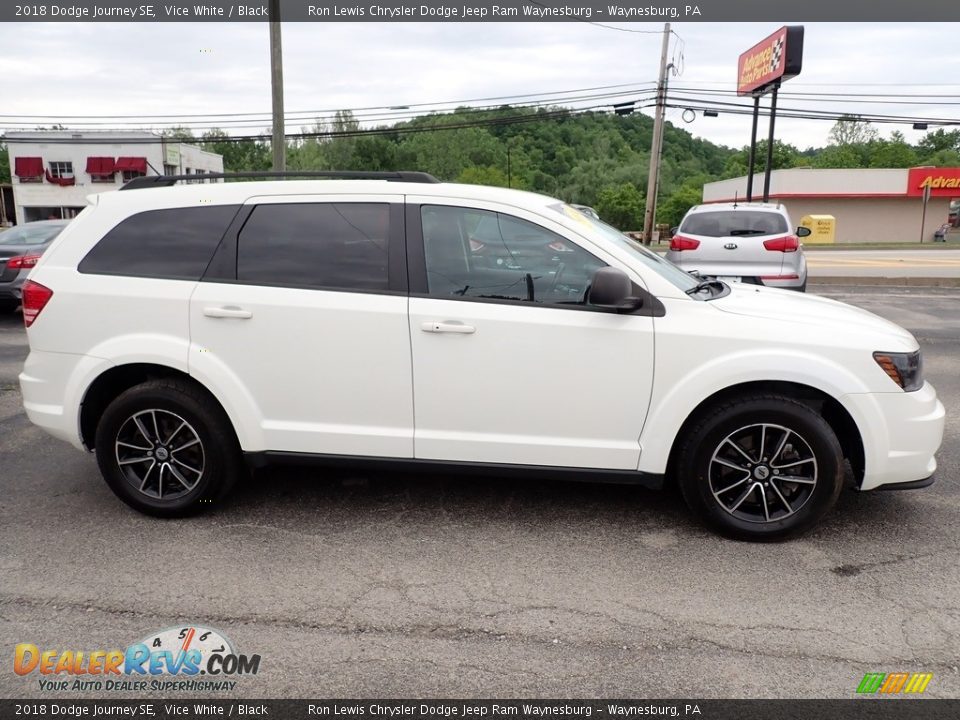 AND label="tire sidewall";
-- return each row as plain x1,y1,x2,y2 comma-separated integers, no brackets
95,384,232,517
680,399,843,540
